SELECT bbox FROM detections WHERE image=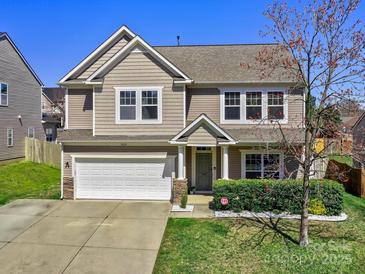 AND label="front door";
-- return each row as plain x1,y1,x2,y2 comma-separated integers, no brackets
196,153,212,191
